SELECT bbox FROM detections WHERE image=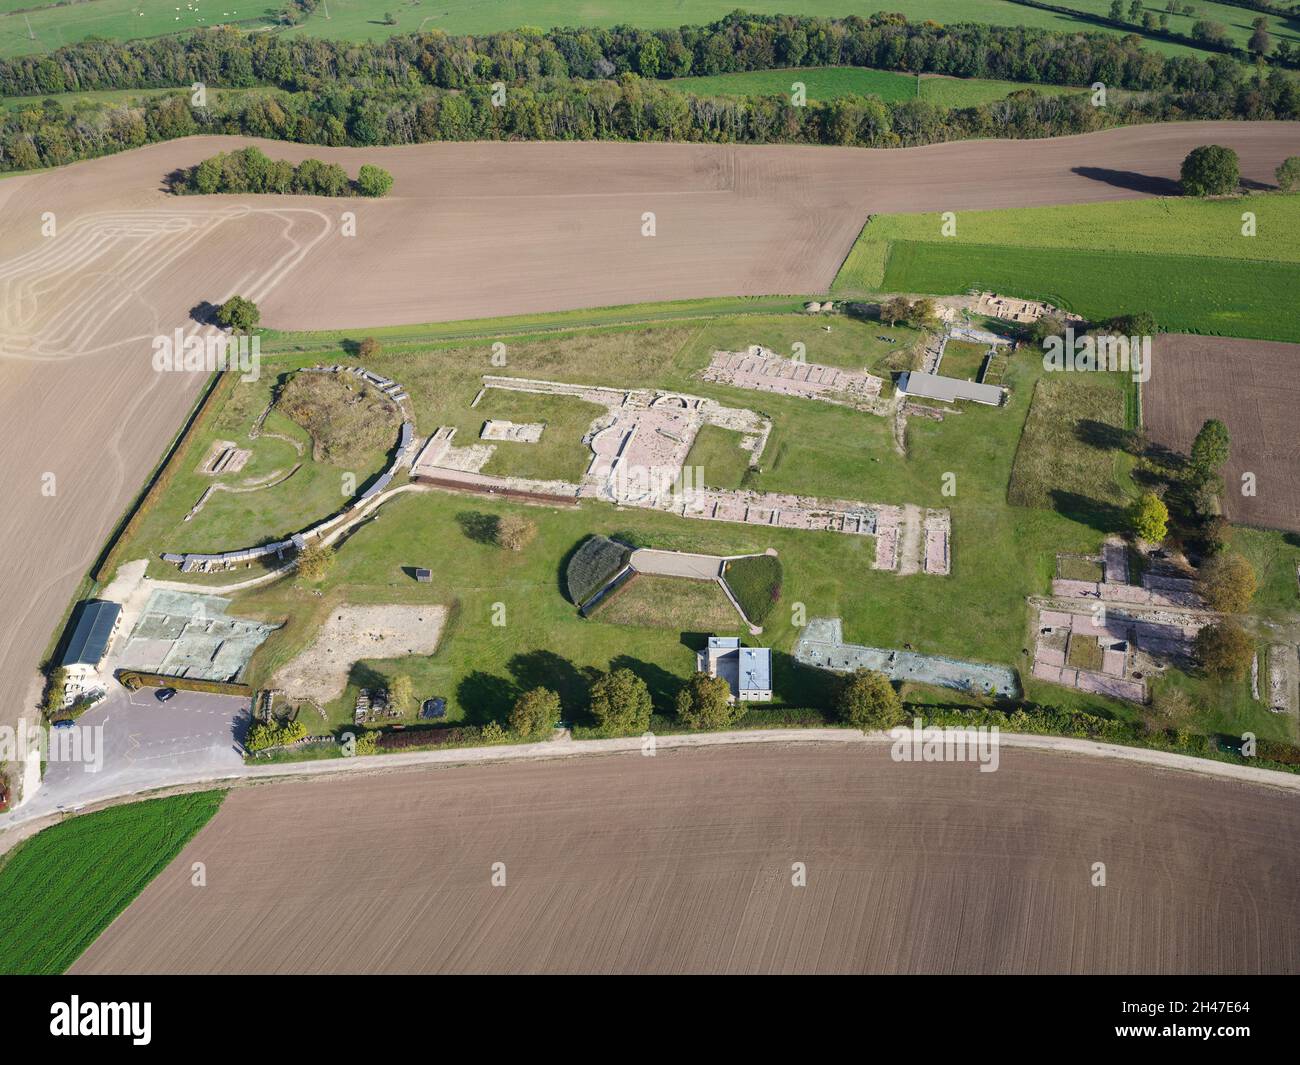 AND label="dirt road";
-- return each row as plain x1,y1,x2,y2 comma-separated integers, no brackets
1,121,1296,755
70,743,1300,973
